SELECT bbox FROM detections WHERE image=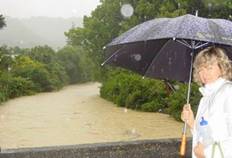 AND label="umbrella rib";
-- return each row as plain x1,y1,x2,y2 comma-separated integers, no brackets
165,81,176,92
101,45,125,66
142,39,172,78
176,39,192,48
195,42,209,49
195,41,202,48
